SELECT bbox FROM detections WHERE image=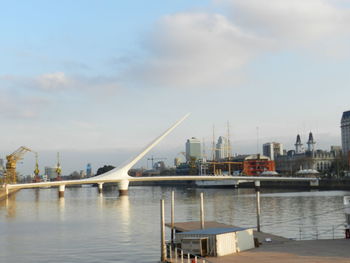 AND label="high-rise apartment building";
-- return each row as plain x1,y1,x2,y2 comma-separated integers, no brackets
341,111,350,158
262,142,283,160
215,136,231,160
185,137,201,162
